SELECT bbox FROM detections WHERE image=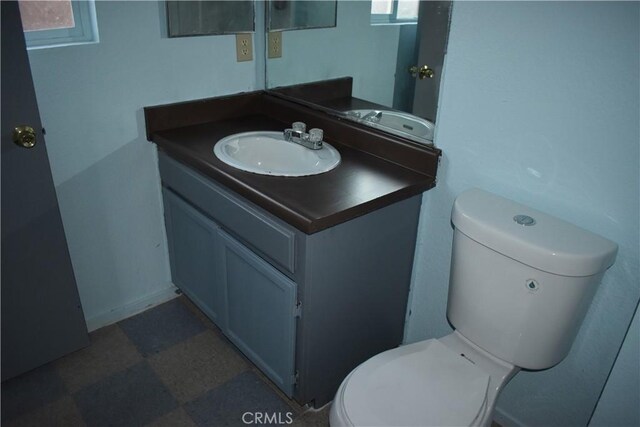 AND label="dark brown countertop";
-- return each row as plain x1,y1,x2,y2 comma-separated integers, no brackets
151,115,436,234
268,76,420,121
